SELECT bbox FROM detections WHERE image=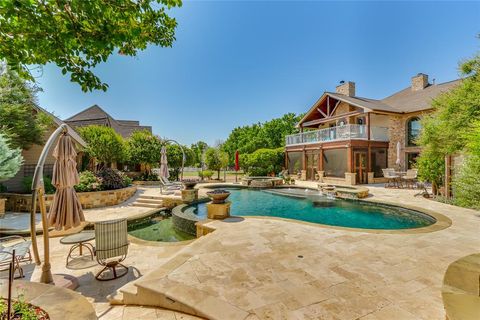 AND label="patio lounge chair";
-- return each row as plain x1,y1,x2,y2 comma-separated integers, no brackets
382,168,400,188
159,176,183,194
0,236,32,278
94,219,129,281
402,169,418,189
